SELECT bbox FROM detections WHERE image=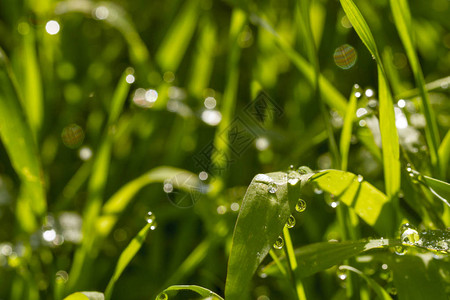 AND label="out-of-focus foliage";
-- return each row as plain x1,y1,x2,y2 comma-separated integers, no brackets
0,0,449,299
